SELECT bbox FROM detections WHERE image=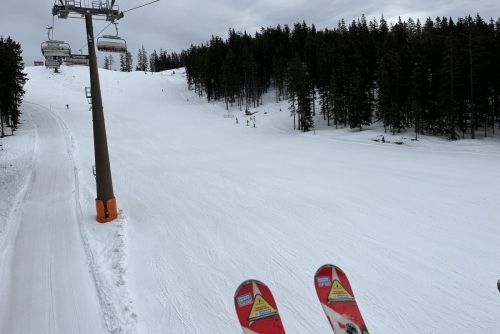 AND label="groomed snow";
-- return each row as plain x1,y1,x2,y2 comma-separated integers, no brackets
0,65,499,333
